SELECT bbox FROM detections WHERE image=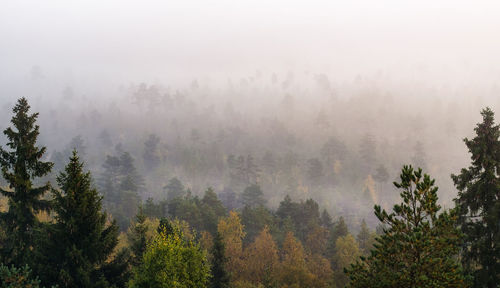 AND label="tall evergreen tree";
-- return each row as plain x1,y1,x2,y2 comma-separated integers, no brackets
42,151,122,287
210,232,230,288
0,97,53,266
452,107,500,287
346,166,467,288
